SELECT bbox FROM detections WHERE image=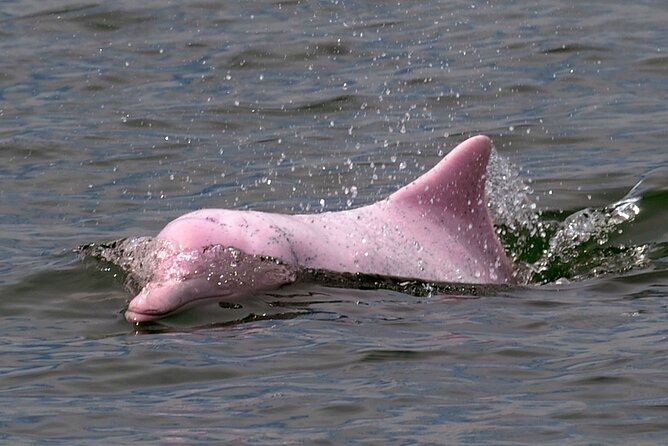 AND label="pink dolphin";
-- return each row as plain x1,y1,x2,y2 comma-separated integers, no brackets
125,135,514,322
